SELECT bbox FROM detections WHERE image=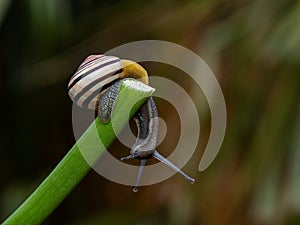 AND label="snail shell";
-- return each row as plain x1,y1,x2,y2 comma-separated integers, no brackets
68,55,122,110
68,54,148,110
